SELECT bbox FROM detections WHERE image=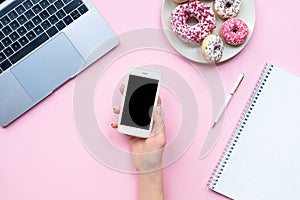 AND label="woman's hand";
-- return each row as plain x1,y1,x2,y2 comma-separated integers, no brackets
111,84,166,173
